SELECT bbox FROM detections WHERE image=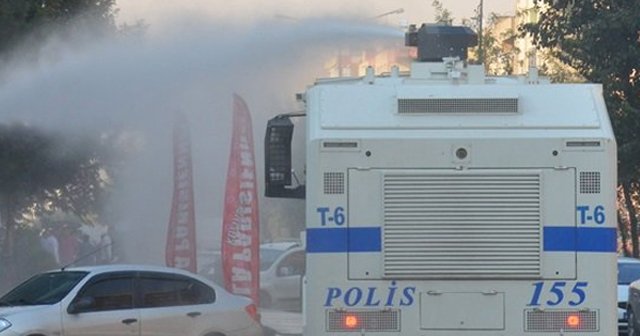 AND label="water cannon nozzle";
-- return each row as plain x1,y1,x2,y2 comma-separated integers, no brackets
405,24,418,47
404,24,478,62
